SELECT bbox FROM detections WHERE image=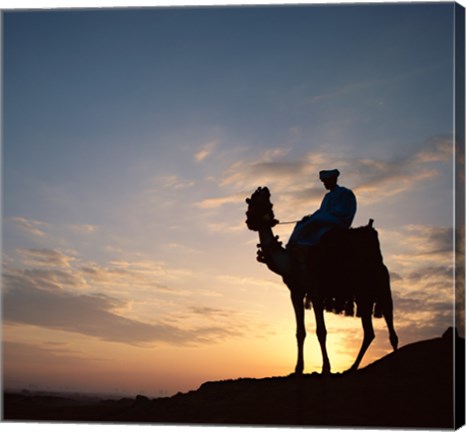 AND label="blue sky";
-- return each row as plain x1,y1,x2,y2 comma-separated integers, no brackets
2,3,462,396
4,5,454,224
